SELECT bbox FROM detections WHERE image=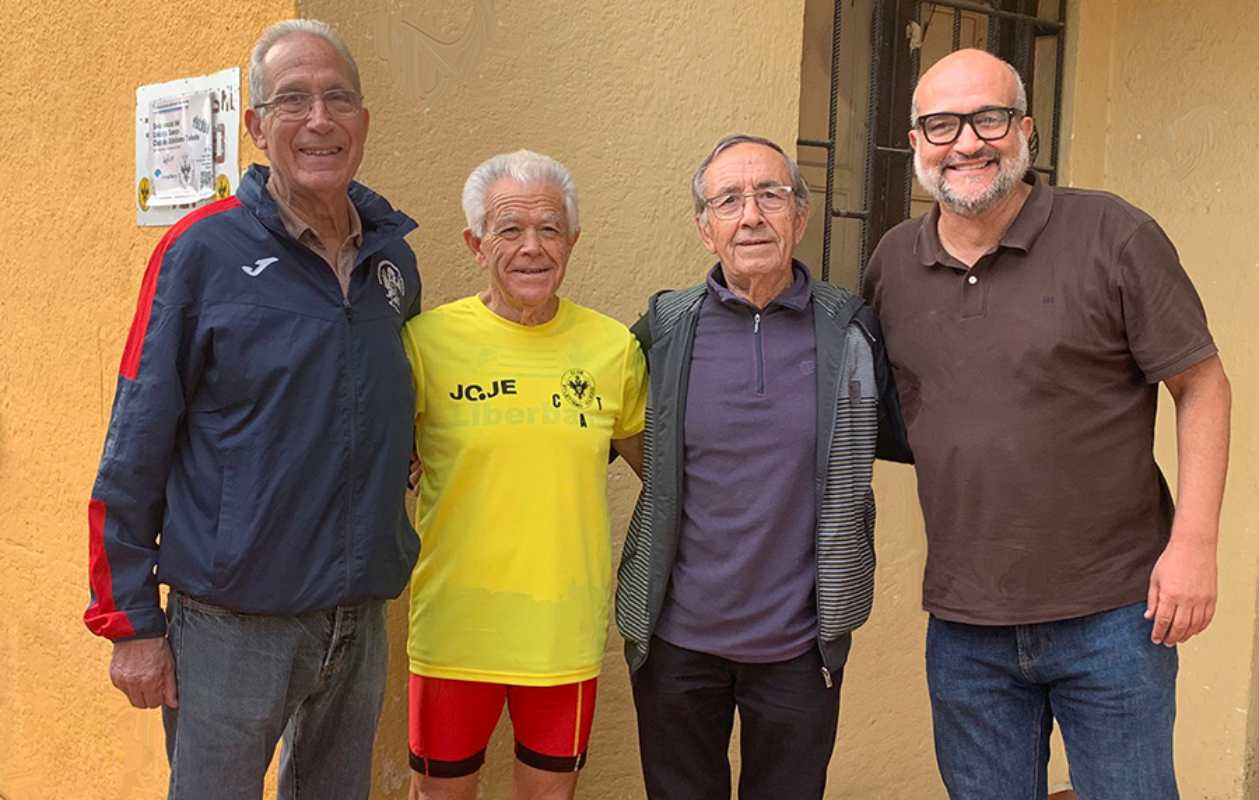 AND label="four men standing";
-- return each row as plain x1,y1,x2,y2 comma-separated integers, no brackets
86,19,1228,800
